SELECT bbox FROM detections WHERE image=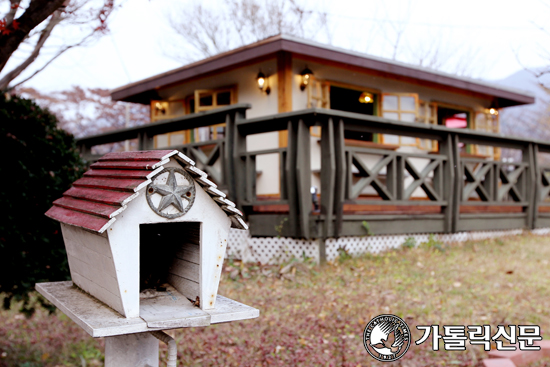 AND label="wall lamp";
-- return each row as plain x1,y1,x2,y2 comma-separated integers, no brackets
299,66,313,91
257,71,271,95
154,102,166,115
359,92,374,104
